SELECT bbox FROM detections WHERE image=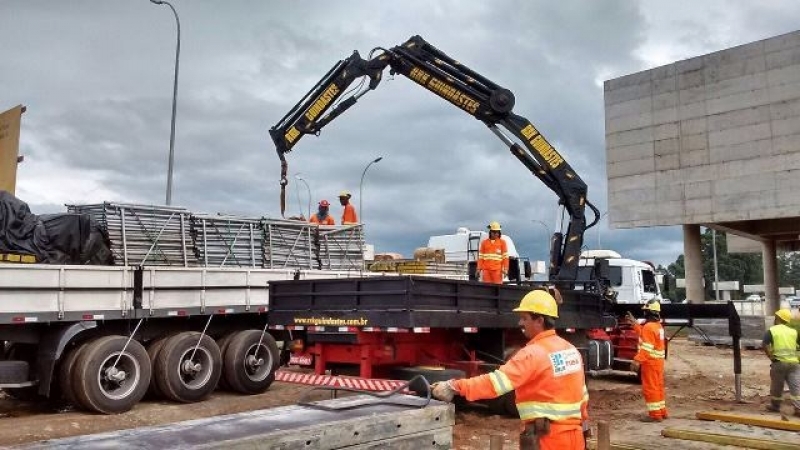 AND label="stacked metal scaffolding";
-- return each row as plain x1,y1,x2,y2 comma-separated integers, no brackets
317,225,365,270
191,214,263,268
262,219,315,269
67,202,195,266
